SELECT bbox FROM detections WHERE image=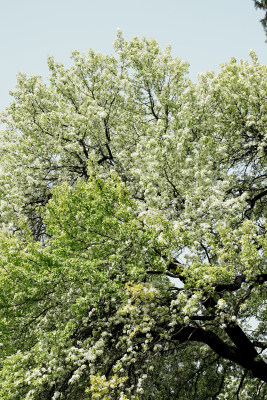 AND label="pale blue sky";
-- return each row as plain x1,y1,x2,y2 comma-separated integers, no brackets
0,0,266,109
